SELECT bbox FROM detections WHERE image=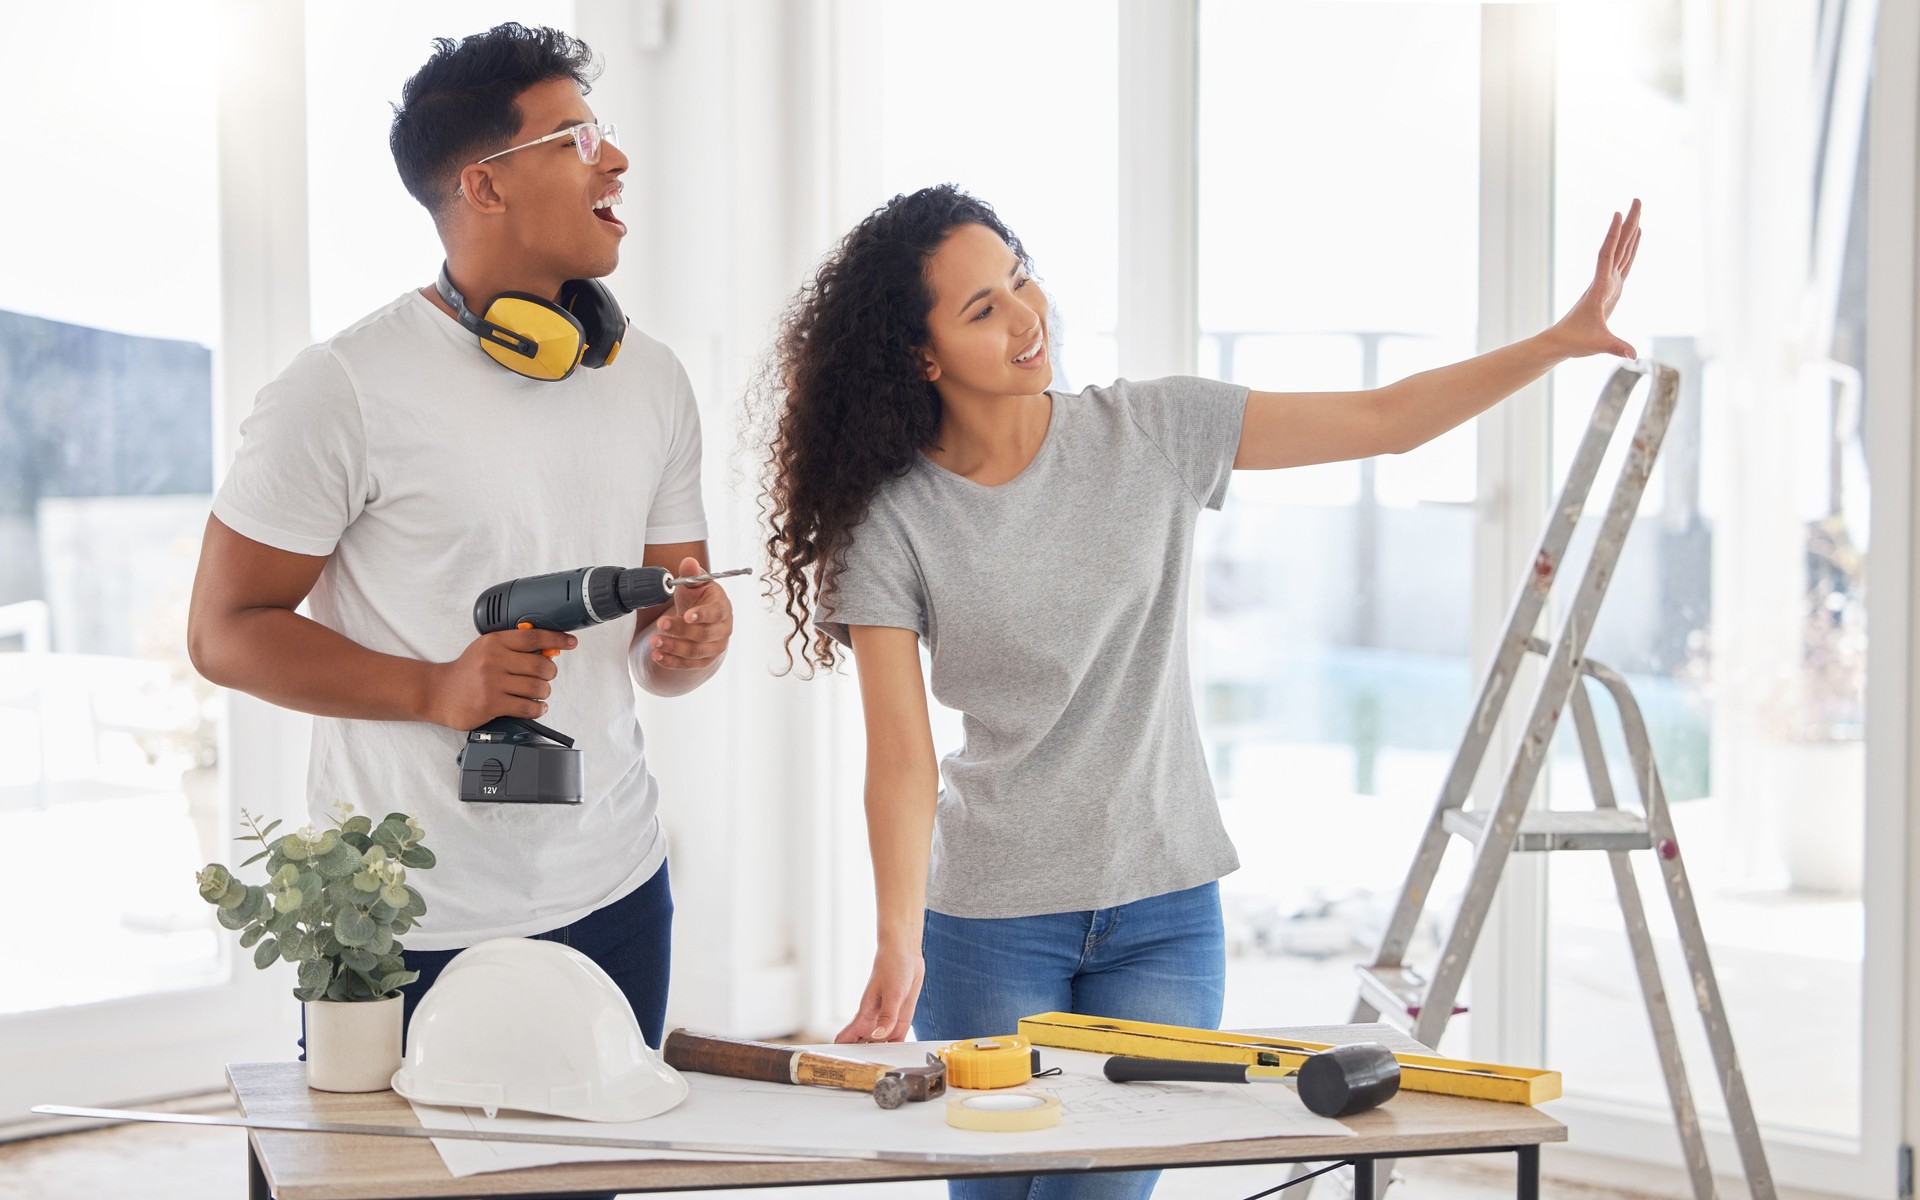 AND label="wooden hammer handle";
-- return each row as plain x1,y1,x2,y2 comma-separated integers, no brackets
663,1030,888,1092
663,1030,795,1084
